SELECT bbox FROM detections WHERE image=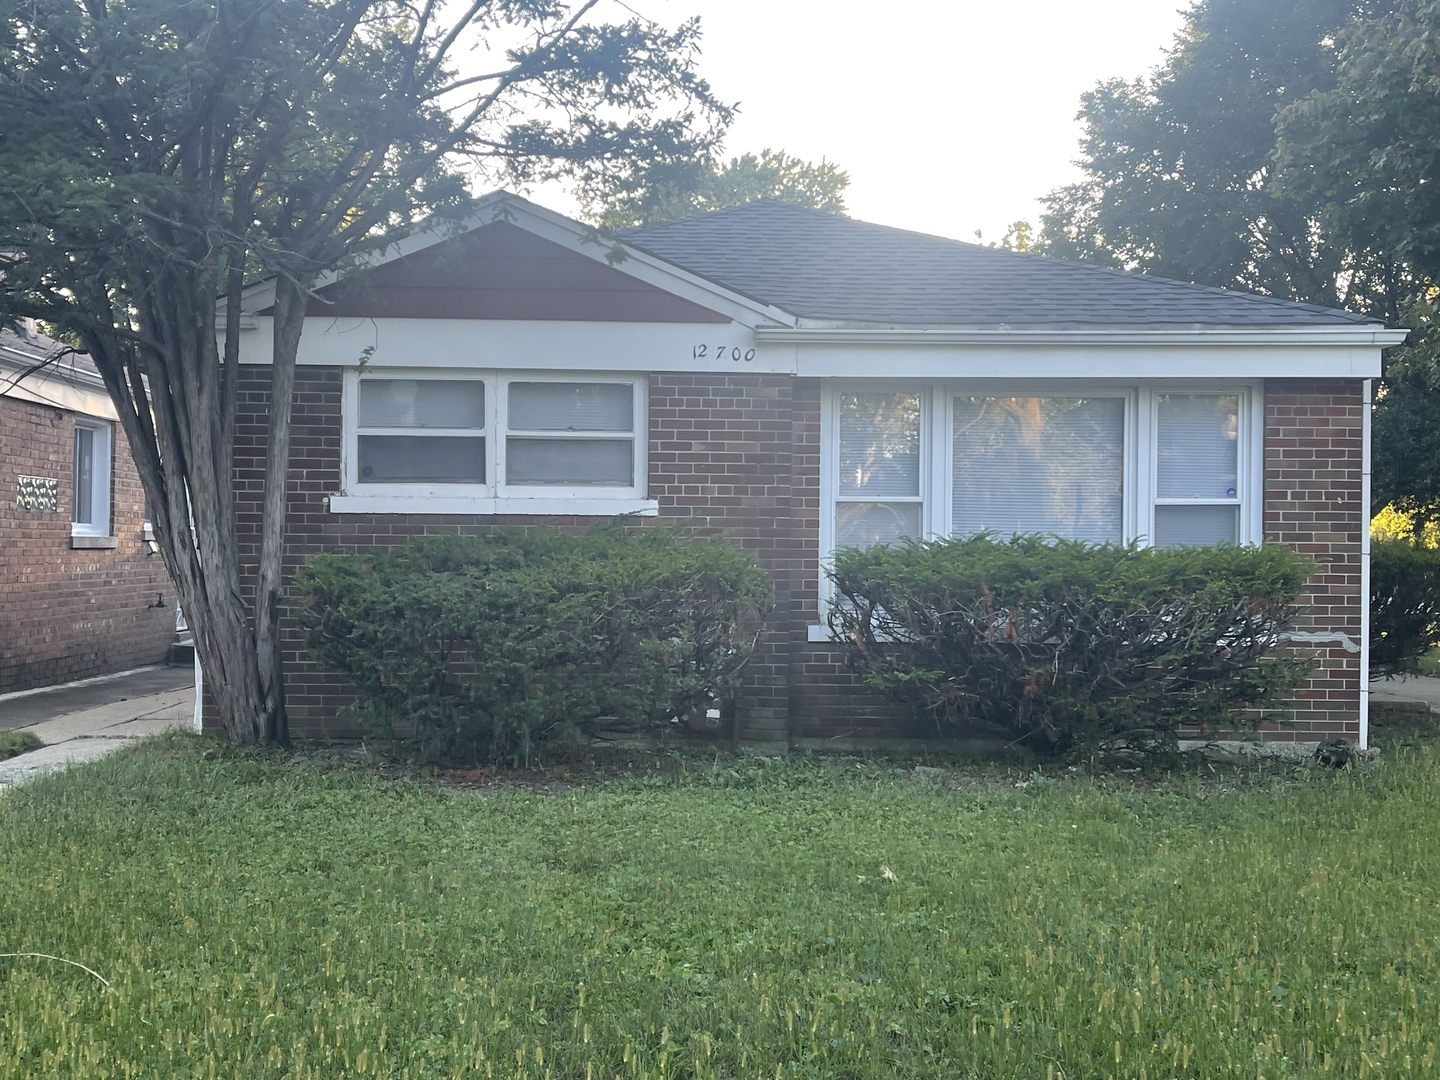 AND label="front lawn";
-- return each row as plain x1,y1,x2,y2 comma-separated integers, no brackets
2,738,1438,1077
